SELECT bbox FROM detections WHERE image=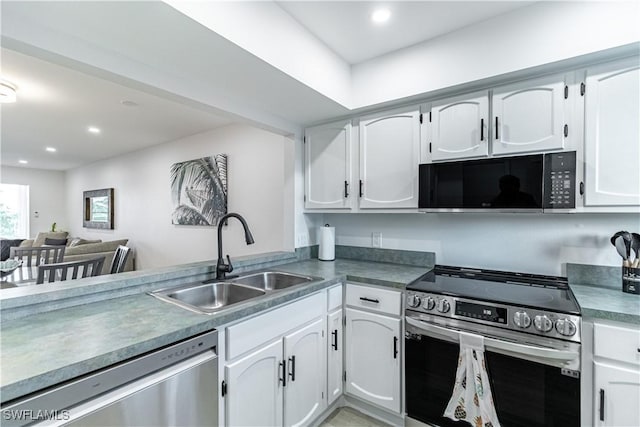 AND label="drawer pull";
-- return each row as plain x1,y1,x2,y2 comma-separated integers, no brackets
288,355,296,382
279,360,286,387
393,336,398,359
599,389,605,421
332,330,338,351
359,297,380,304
